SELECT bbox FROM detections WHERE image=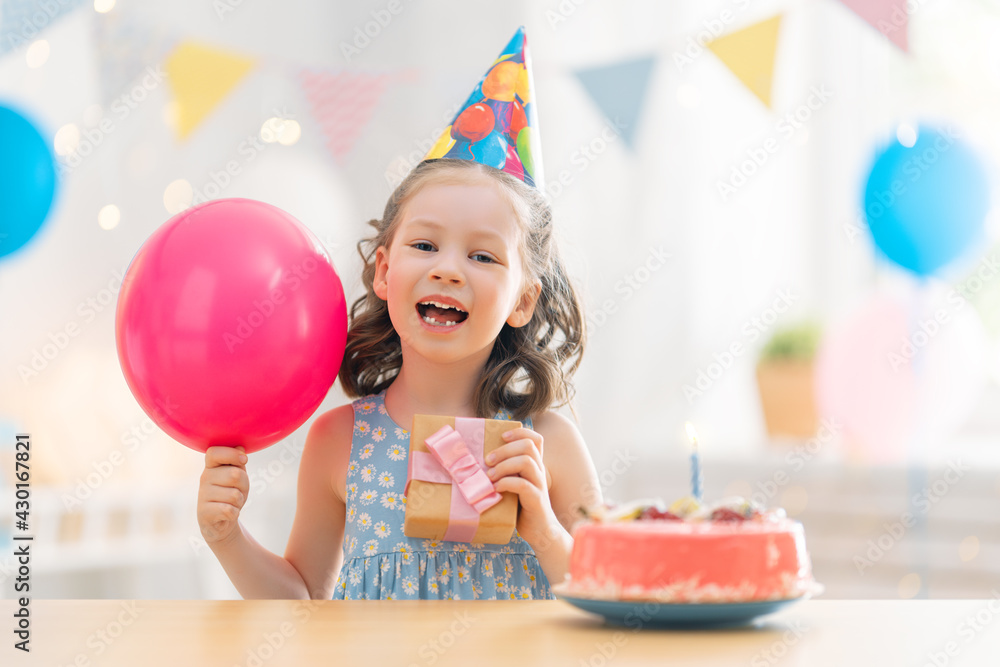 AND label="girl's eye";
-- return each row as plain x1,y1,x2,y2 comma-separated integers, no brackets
412,242,435,252
471,253,496,264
